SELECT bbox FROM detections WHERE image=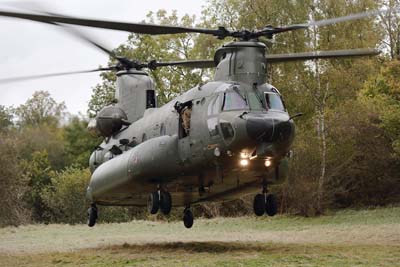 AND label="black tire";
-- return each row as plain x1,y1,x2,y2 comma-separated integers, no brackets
87,206,97,227
147,192,160,214
183,209,194,228
160,191,172,215
266,194,278,216
253,194,265,216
